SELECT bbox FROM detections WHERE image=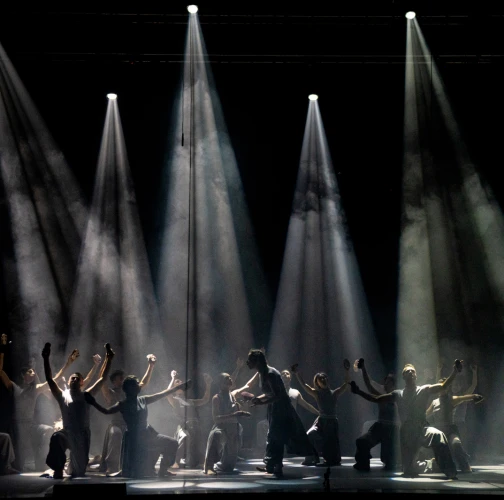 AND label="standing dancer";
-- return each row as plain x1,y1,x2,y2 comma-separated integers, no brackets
203,373,251,474
167,370,213,468
91,376,191,478
246,349,315,478
350,360,462,479
0,334,79,471
43,342,114,479
98,354,157,475
353,358,400,471
292,360,351,467
426,379,483,473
